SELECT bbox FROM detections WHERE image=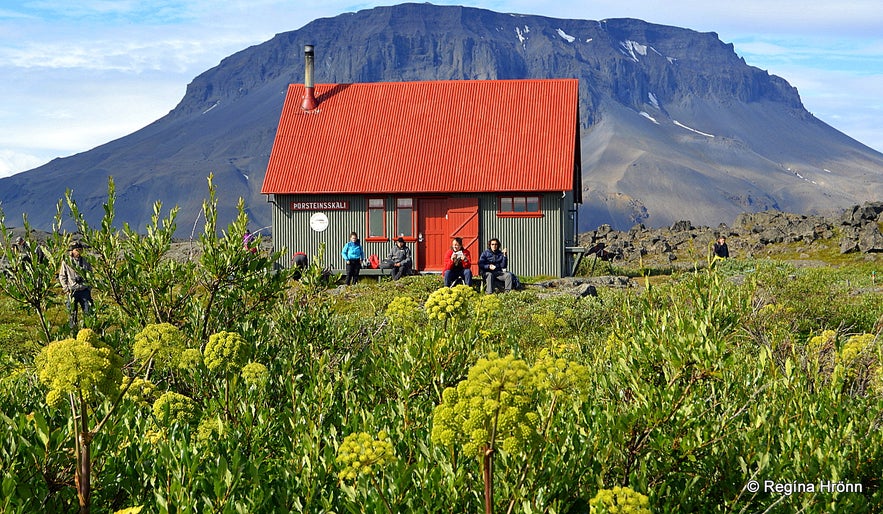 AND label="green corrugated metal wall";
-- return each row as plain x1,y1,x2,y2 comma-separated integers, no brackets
269,192,576,277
